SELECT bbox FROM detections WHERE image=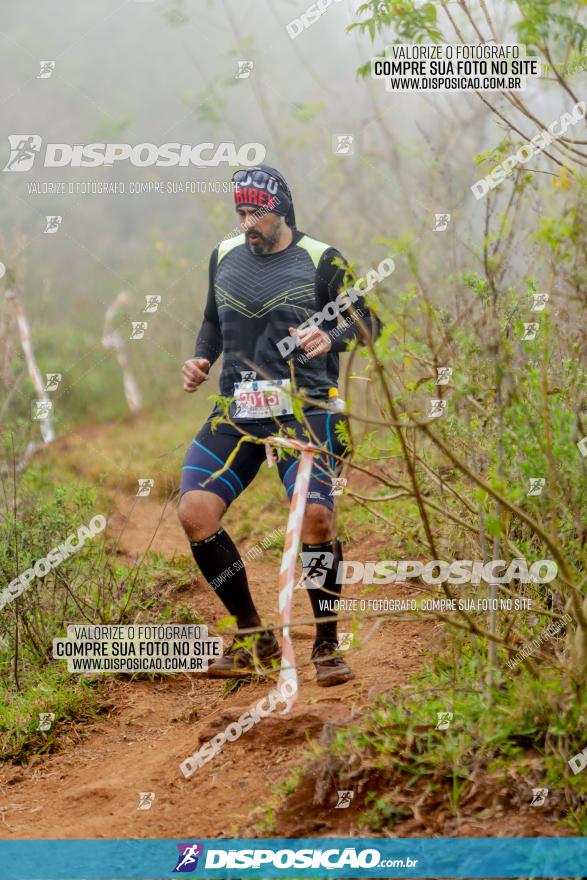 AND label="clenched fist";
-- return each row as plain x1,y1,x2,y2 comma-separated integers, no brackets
182,358,210,392
288,325,332,359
